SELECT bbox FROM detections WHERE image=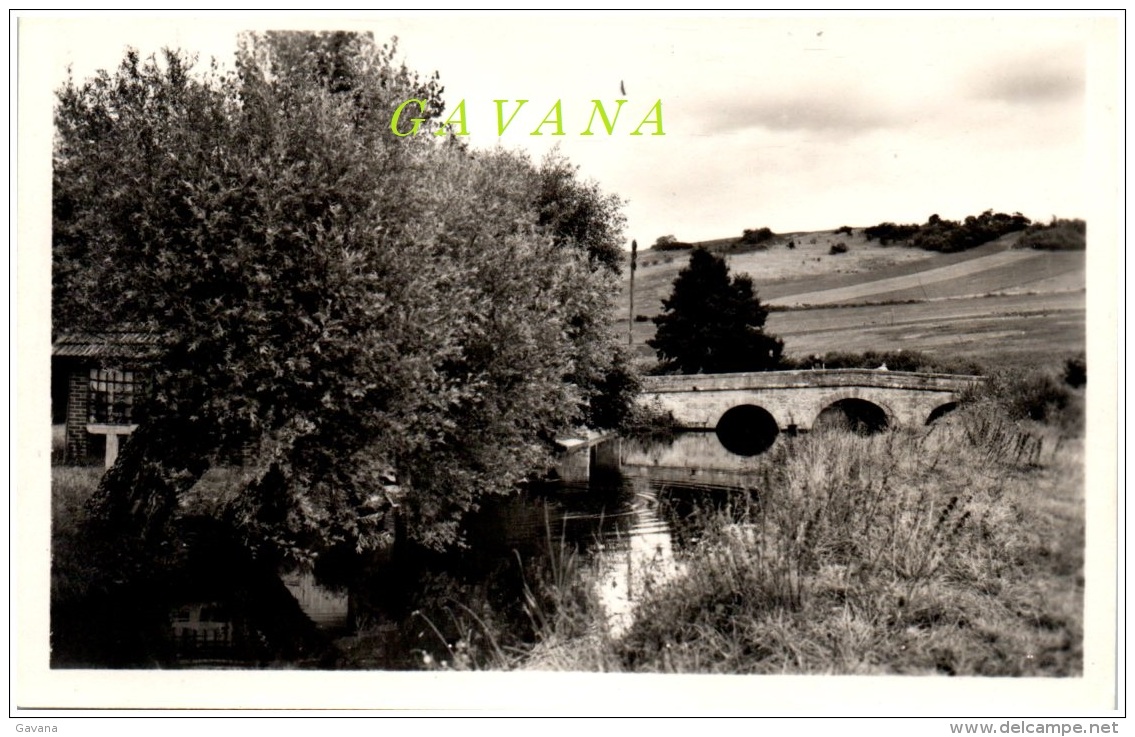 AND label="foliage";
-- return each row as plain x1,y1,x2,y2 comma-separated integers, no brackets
976,369,1078,428
618,399,679,444
53,34,631,574
1063,353,1086,388
864,210,1031,252
581,347,644,432
829,242,849,255
862,221,919,245
739,227,775,246
783,350,986,376
534,149,627,273
648,248,784,374
650,235,693,251
835,225,854,235
1016,218,1086,250
954,360,1084,438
